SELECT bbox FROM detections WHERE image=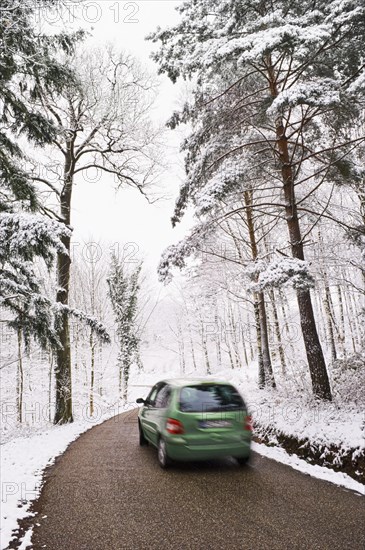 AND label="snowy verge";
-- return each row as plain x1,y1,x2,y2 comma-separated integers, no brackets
0,404,129,550
2,367,365,549
209,368,365,483
253,420,365,484
252,442,365,496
